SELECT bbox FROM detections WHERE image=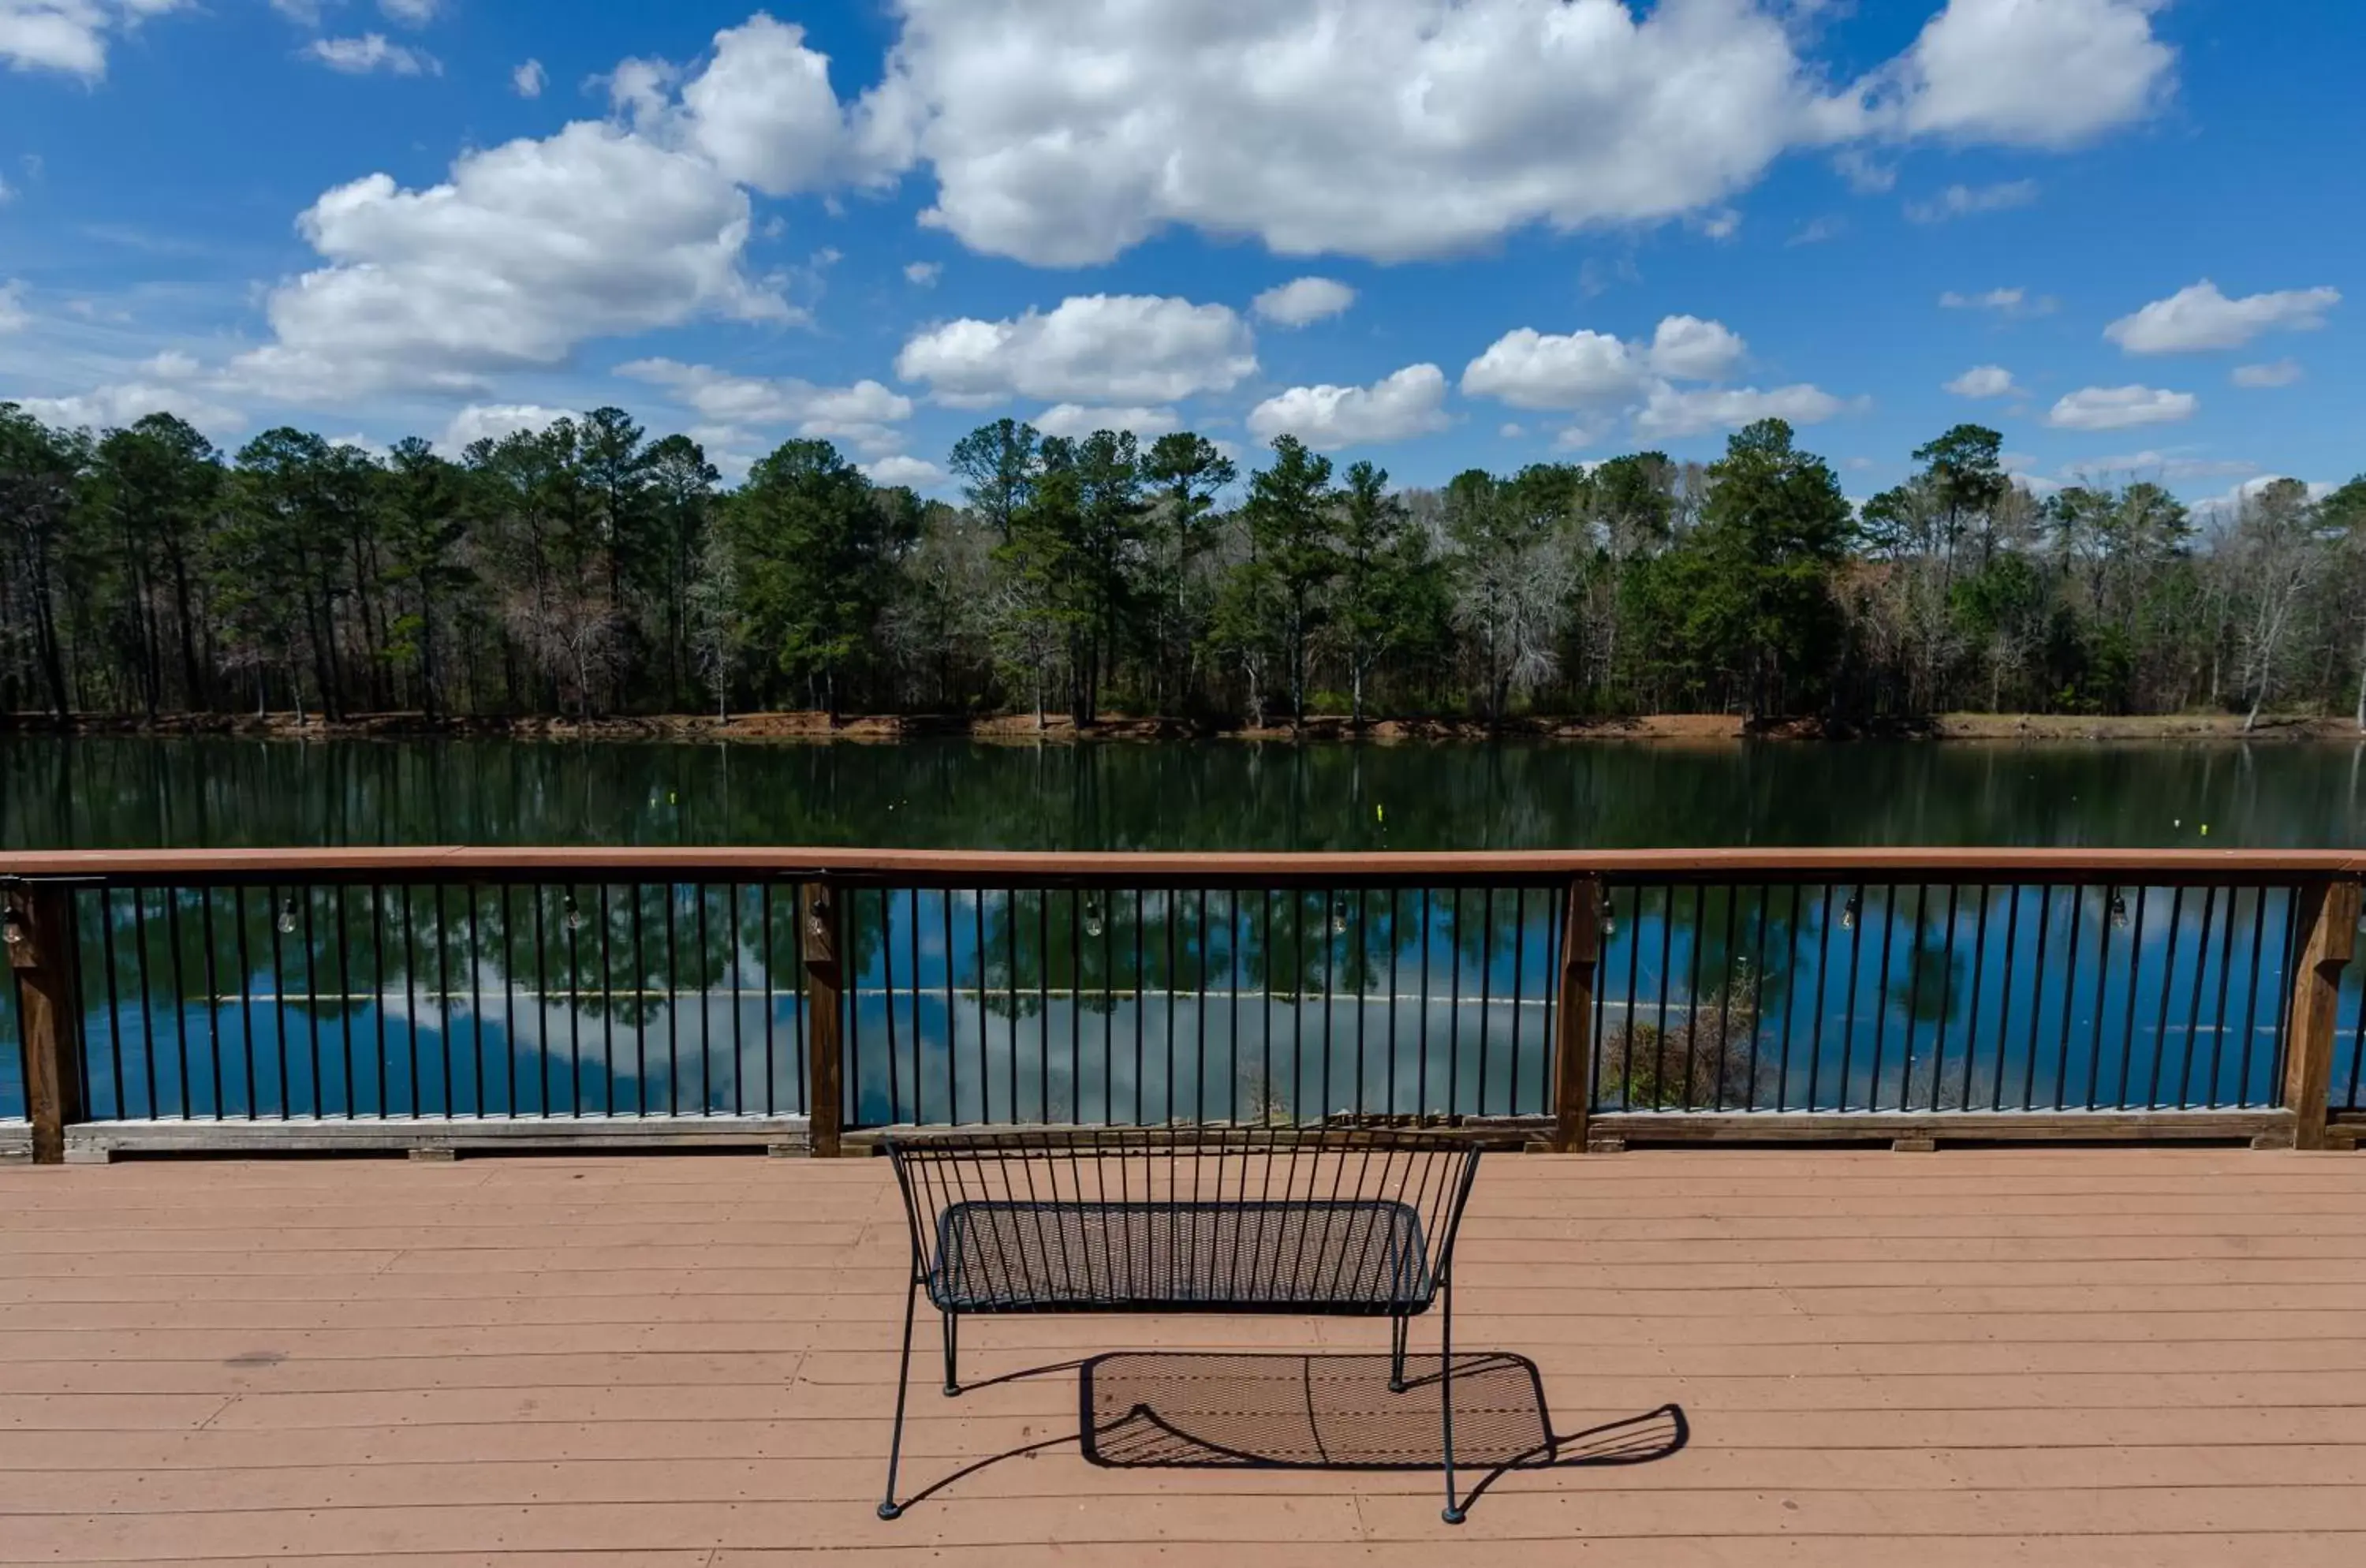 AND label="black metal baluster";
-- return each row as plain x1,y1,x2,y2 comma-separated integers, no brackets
1681,884,1707,1111
909,888,924,1124
199,887,224,1118
533,887,549,1116
2234,887,2268,1105
698,884,715,1117
435,886,454,1117
231,887,256,1118
1929,884,1957,1114
301,887,323,1118
1134,887,1147,1126
2176,887,2215,1108
1416,887,1431,1116
99,889,126,1118
2018,887,2049,1111
500,883,517,1117
1960,885,1988,1113
2087,887,2117,1111
1778,883,1806,1113
371,884,390,1118
2053,887,2084,1111
2146,887,2181,1109
1838,885,1864,1114
1745,886,1769,1112
1384,887,1401,1118
467,887,483,1118
398,884,420,1118
1654,886,1674,1109
730,883,746,1118
944,889,959,1124
631,886,650,1115
133,887,162,1116
2209,887,2241,1106
883,888,903,1125
1513,887,1531,1117
664,883,682,1118
1872,885,1901,1113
